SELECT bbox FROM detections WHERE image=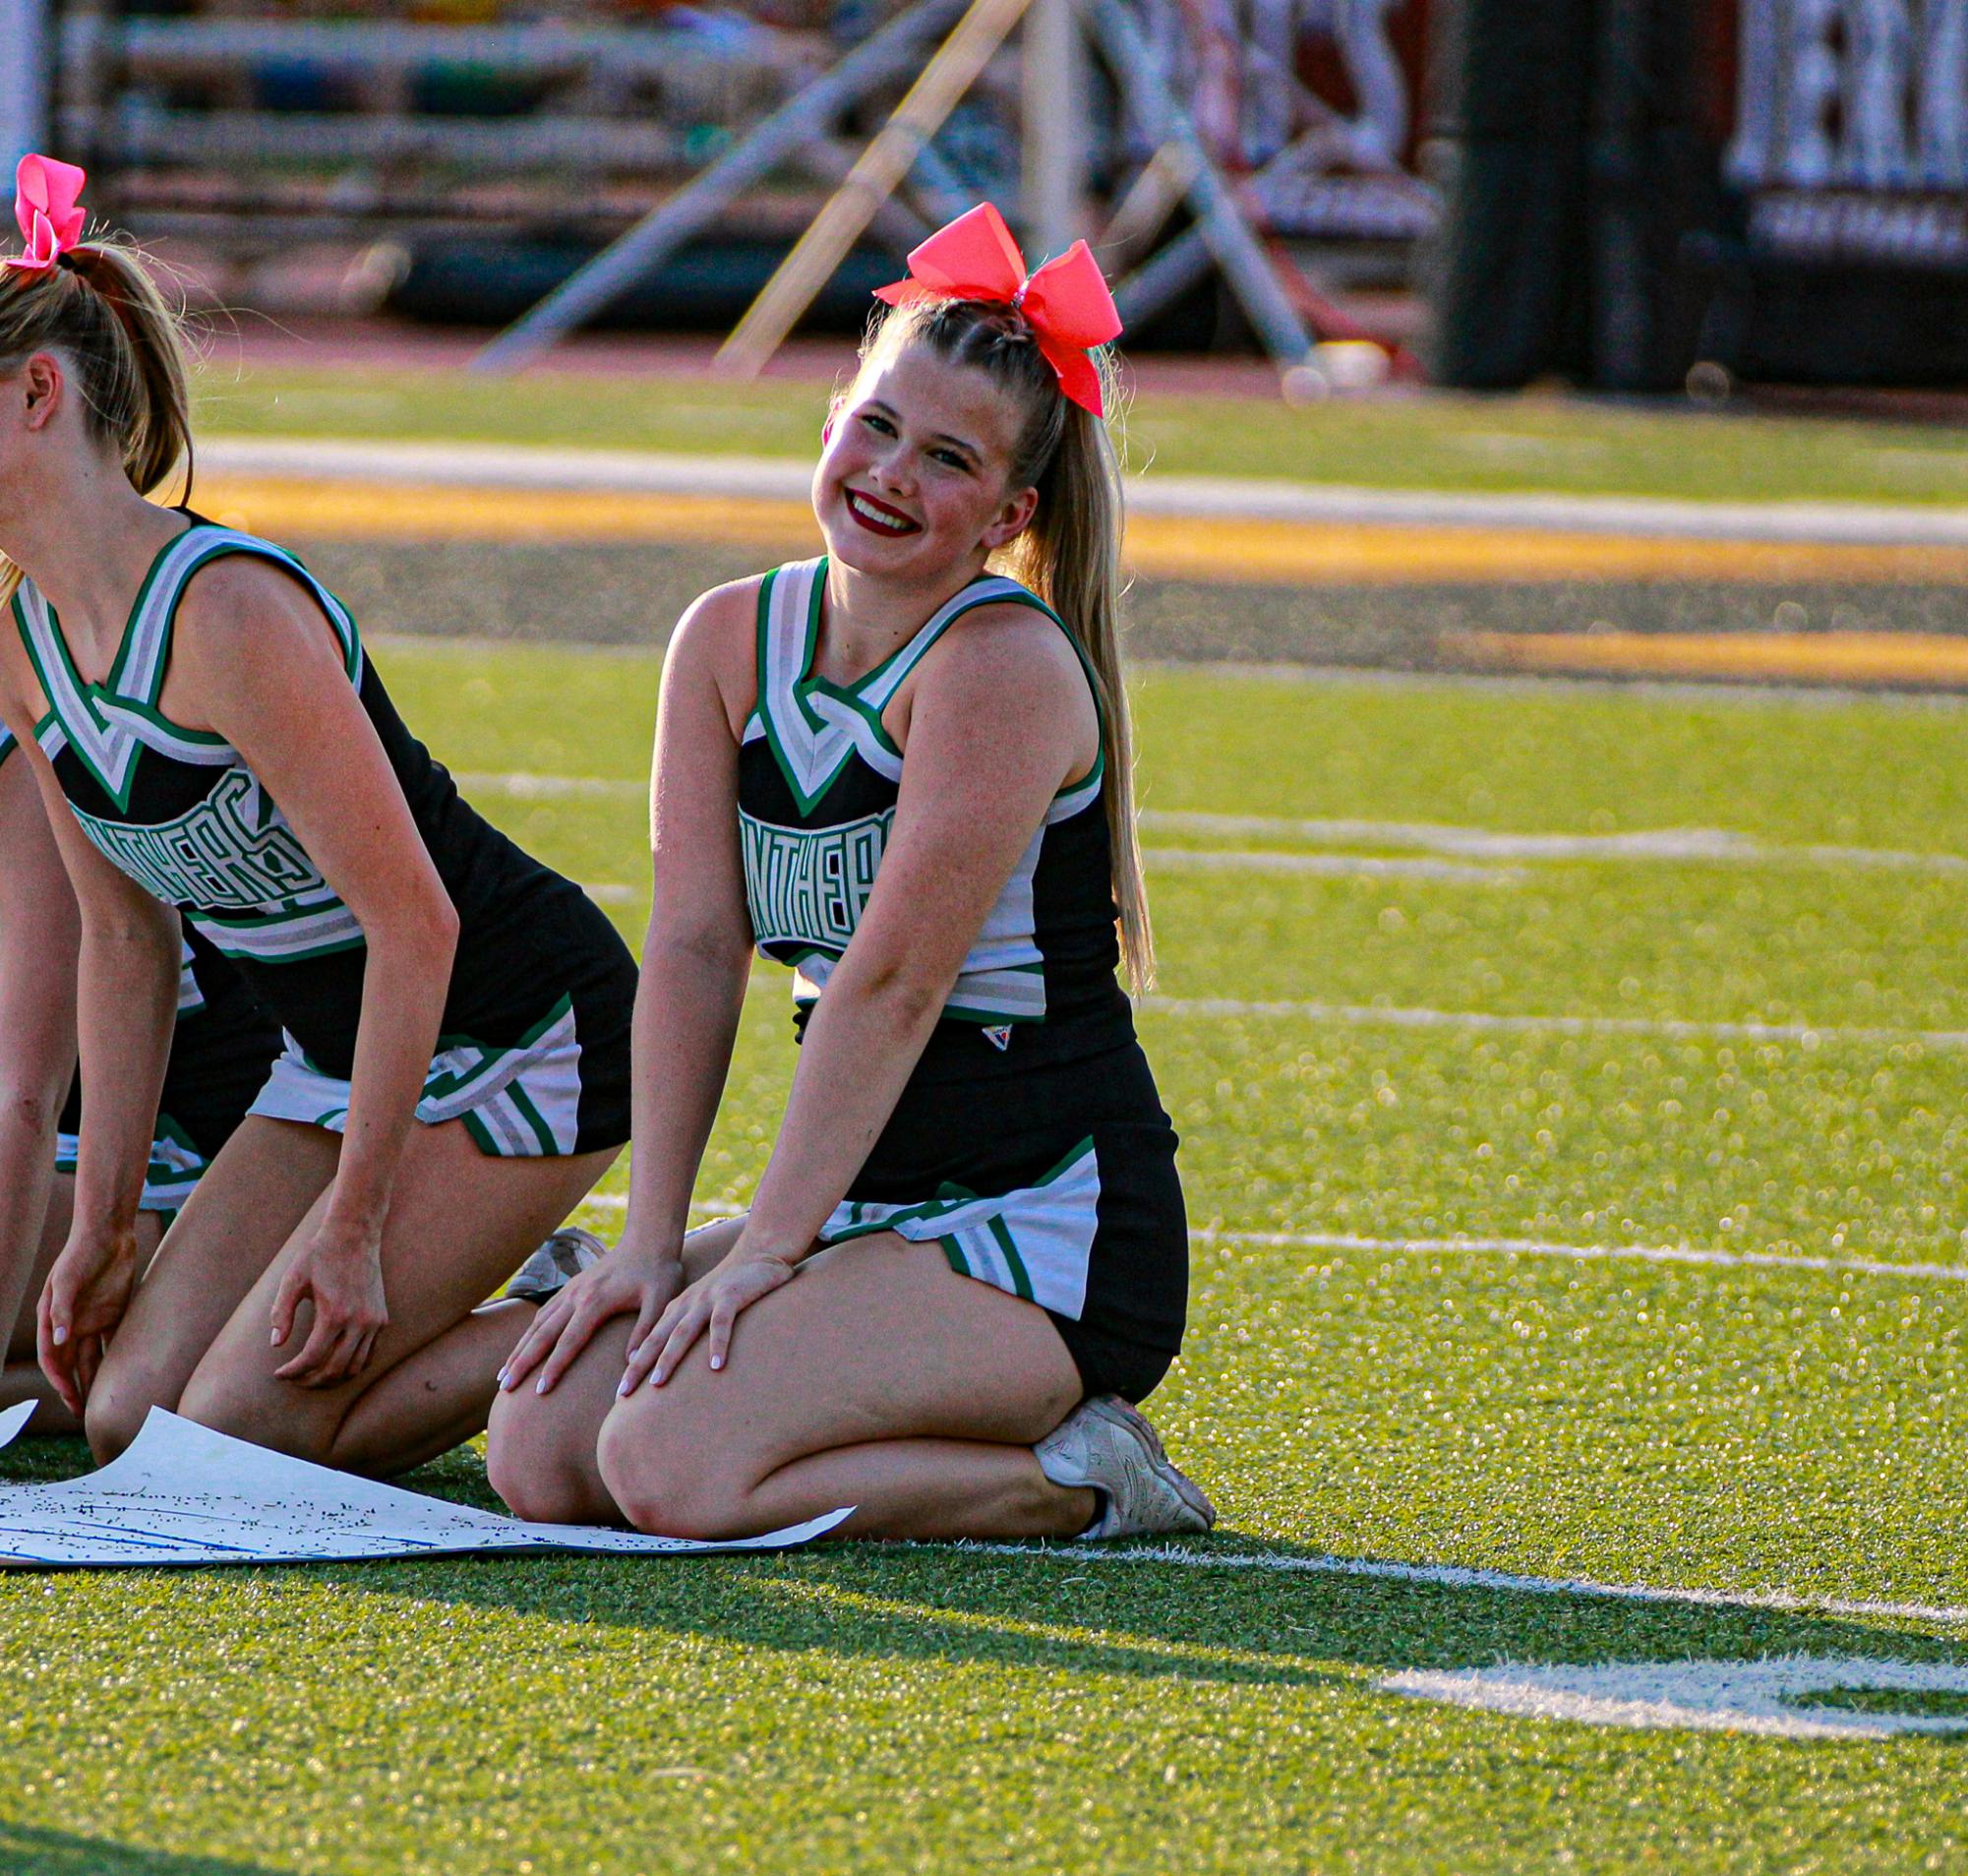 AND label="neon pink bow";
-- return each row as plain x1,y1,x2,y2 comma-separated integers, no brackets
6,154,88,273
874,203,1122,417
